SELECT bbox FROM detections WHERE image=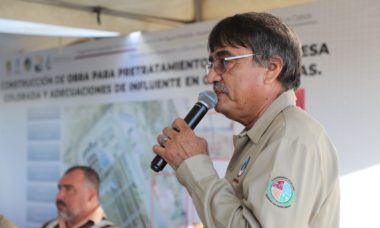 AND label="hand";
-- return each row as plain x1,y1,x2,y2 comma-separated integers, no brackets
152,118,209,170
